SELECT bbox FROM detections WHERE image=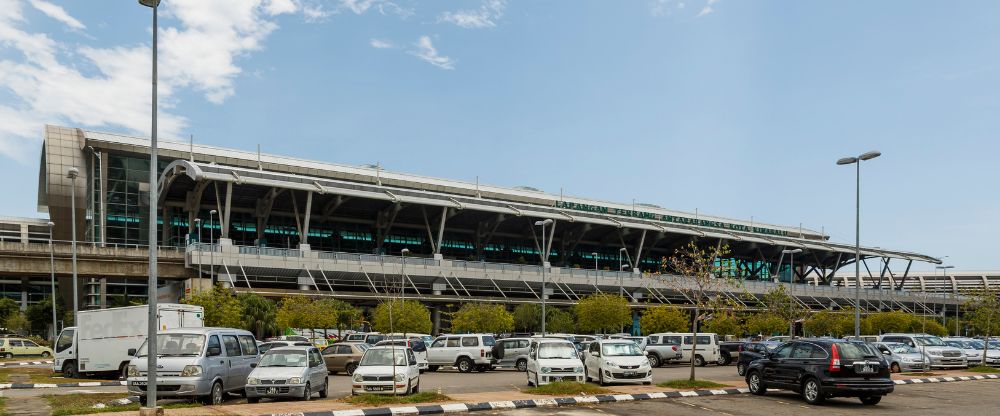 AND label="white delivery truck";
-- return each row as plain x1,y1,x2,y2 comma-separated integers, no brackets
54,303,204,378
